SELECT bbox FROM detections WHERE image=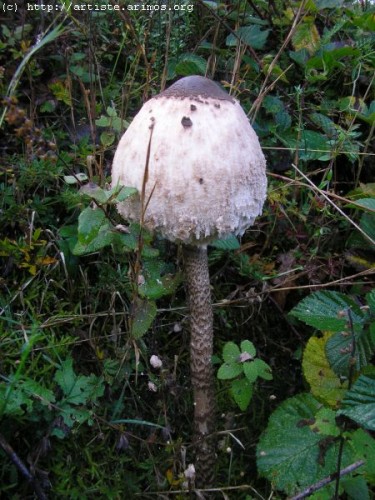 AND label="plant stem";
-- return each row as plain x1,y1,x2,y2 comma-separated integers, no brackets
182,244,216,487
